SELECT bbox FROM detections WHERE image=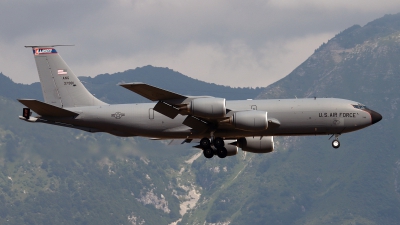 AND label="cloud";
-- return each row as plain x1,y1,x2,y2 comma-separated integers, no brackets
1,0,400,87
77,32,333,87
